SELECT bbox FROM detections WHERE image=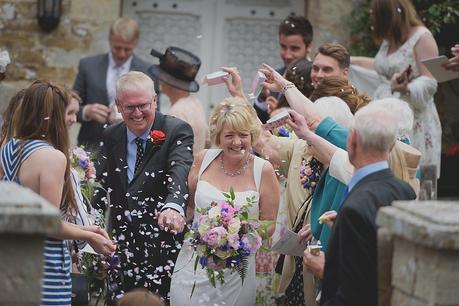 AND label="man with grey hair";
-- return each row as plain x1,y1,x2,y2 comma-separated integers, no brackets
95,71,193,303
320,104,416,306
